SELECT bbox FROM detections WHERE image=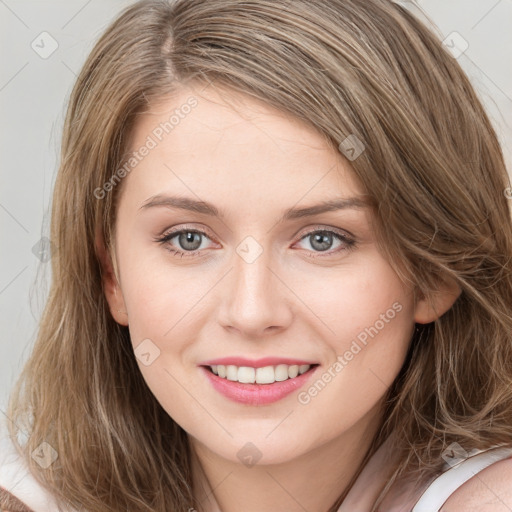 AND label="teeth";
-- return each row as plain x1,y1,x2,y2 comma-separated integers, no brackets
299,364,310,375
226,365,238,381
288,365,299,378
275,364,289,381
256,366,275,384
238,366,255,383
209,364,312,384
